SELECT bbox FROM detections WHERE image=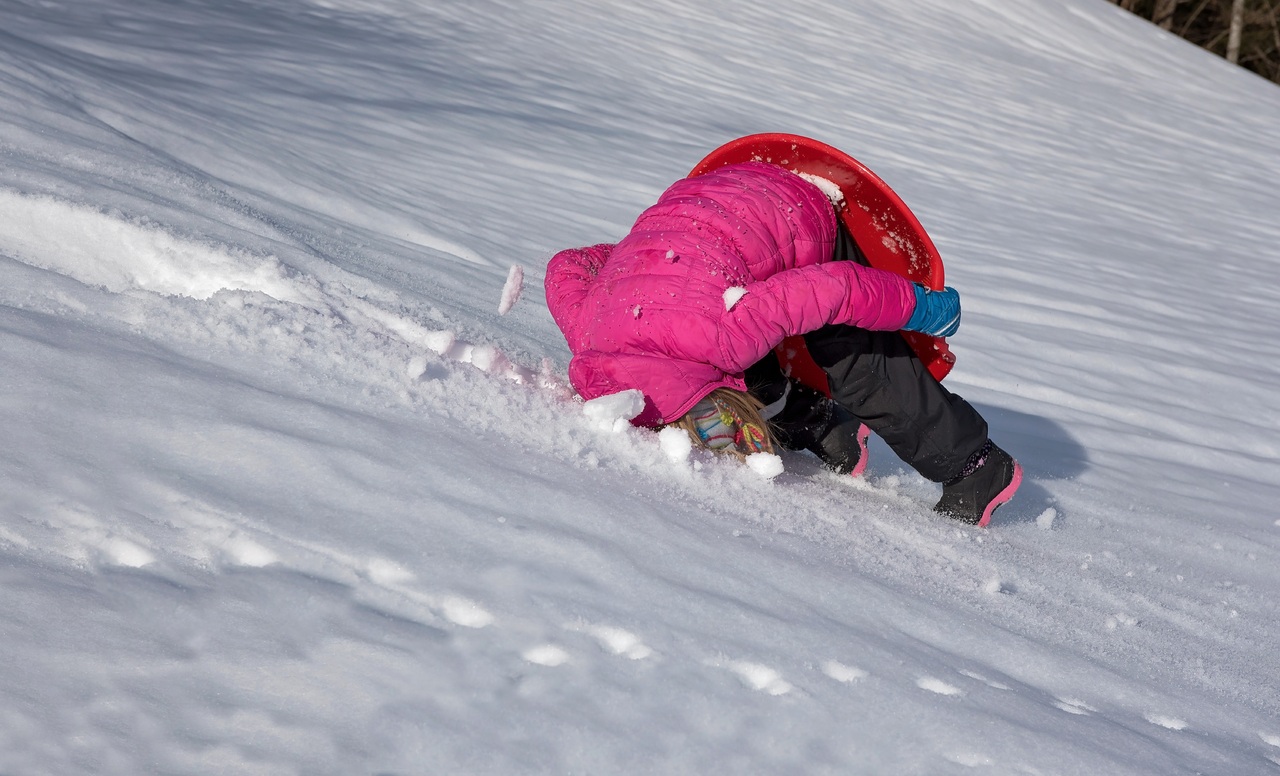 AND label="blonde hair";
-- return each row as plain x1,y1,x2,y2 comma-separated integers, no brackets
669,388,777,458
